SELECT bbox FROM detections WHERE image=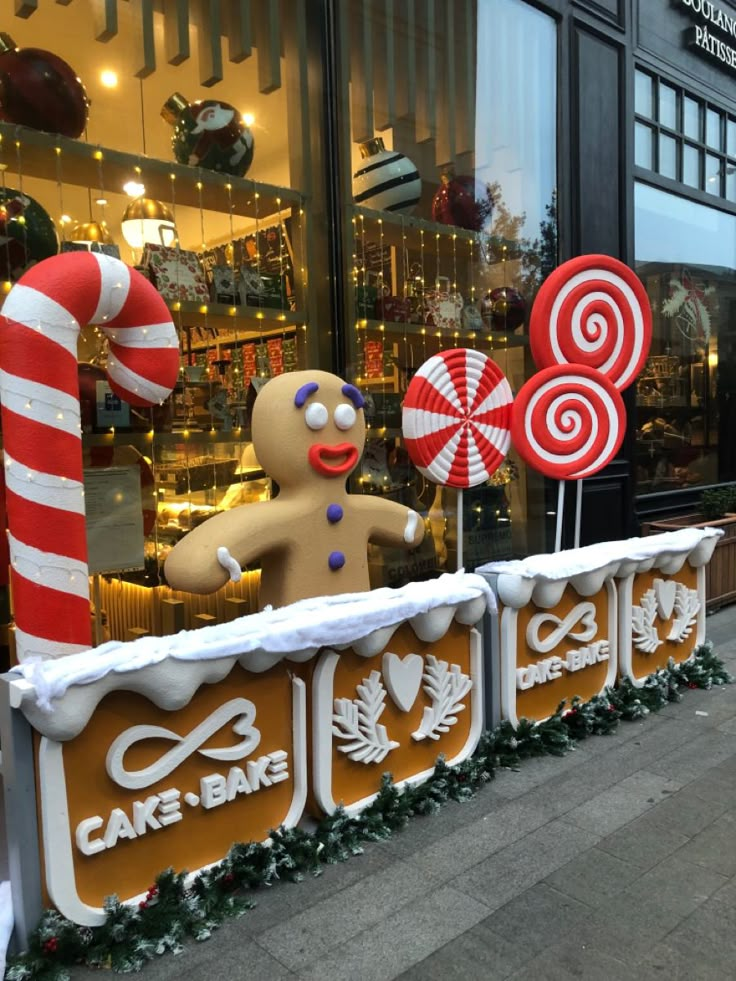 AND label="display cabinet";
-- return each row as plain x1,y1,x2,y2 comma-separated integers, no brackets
0,1,327,648
339,0,559,573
